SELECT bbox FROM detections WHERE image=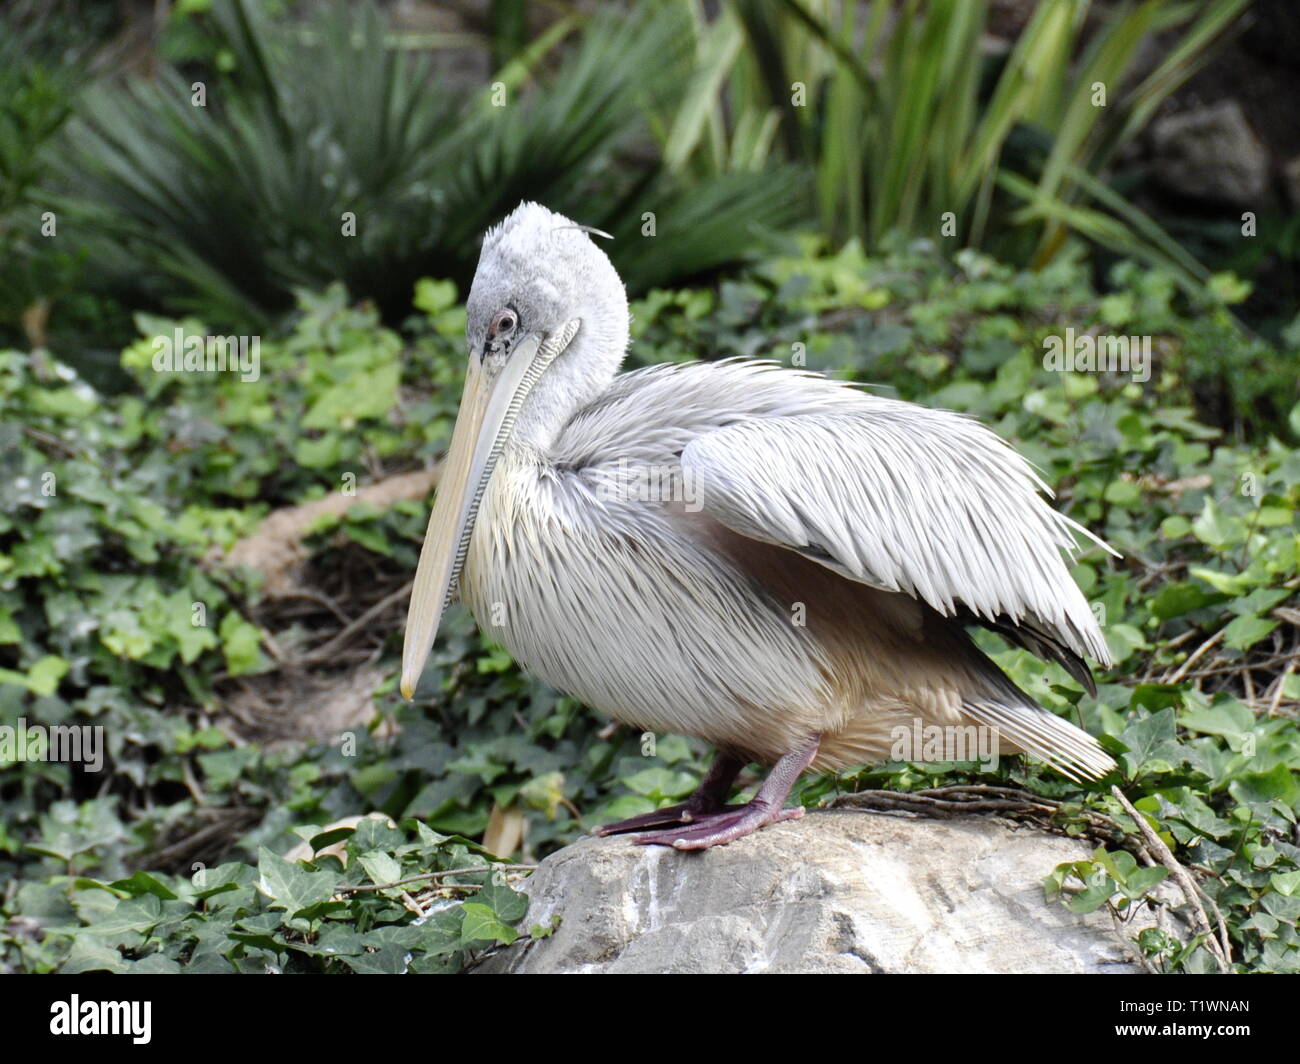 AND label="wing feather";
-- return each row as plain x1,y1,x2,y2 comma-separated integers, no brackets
681,395,1115,667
